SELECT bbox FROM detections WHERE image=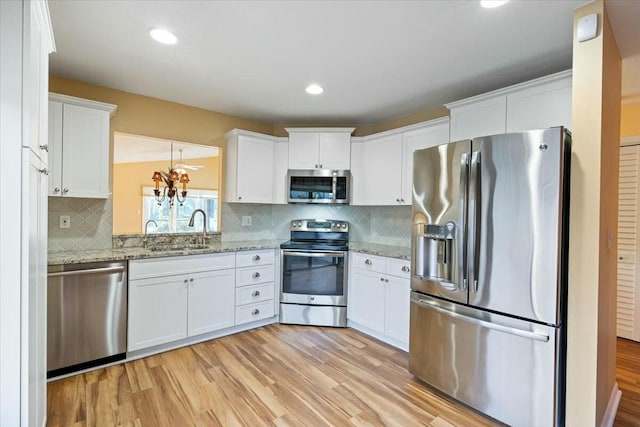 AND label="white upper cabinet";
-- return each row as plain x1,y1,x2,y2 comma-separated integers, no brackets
225,129,275,203
446,70,572,142
286,128,354,170
352,118,449,206
272,138,289,204
48,94,116,198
